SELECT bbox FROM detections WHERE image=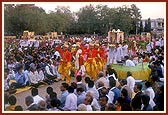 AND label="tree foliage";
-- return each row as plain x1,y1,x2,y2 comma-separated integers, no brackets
144,18,151,33
4,4,142,36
